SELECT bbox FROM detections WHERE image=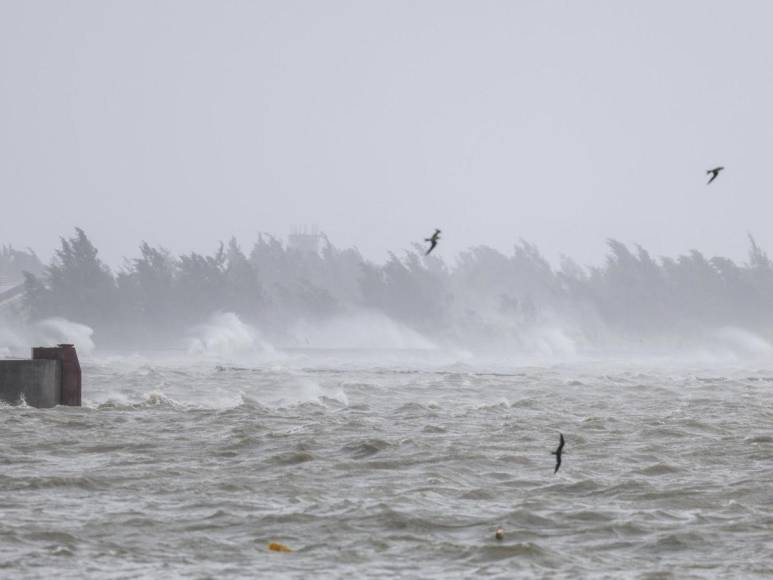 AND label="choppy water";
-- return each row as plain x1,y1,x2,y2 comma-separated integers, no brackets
3,351,773,578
